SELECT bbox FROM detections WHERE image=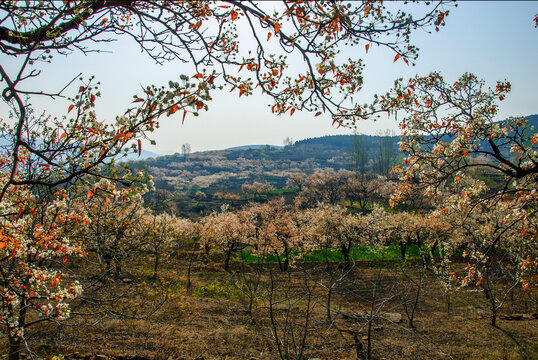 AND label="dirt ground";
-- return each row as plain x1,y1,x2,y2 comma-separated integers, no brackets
2,258,537,360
